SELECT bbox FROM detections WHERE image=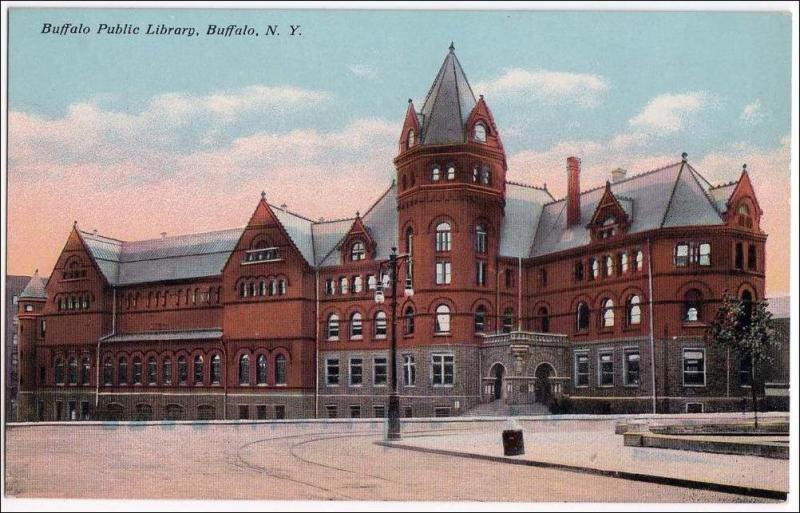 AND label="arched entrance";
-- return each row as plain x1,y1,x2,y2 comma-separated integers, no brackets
534,363,555,405
490,363,505,401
